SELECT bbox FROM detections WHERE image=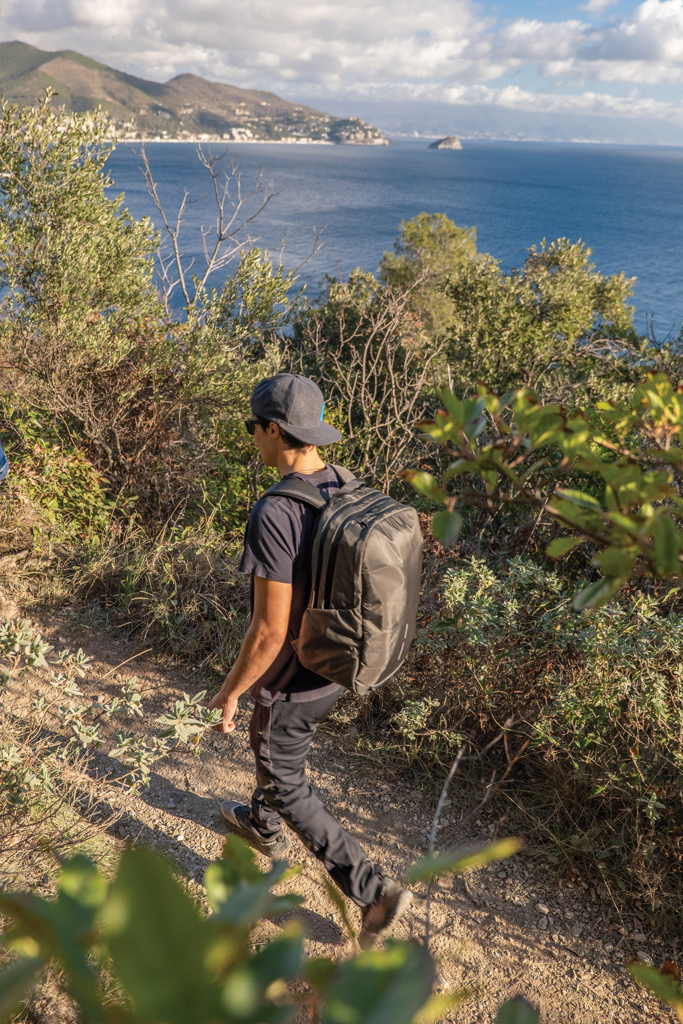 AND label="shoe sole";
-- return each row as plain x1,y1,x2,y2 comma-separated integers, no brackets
220,802,291,859
359,889,414,949
390,889,414,927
